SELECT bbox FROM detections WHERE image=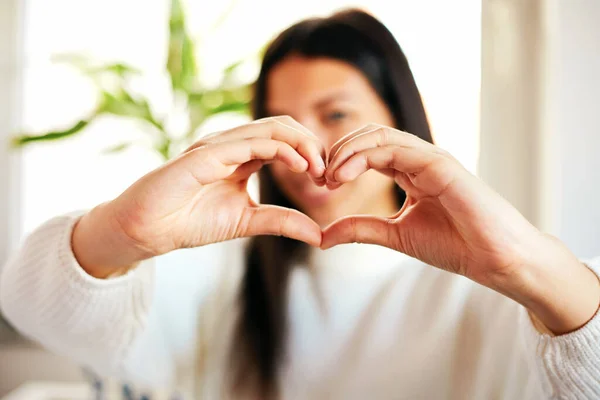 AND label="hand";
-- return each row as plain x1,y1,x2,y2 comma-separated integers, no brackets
321,124,600,334
72,116,326,277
